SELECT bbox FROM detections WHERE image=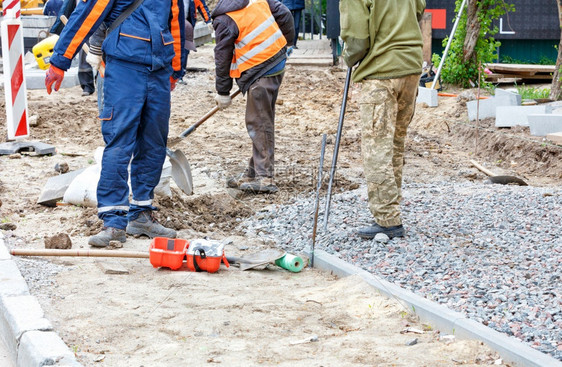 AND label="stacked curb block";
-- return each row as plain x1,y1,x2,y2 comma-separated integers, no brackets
306,249,562,367
0,235,82,367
